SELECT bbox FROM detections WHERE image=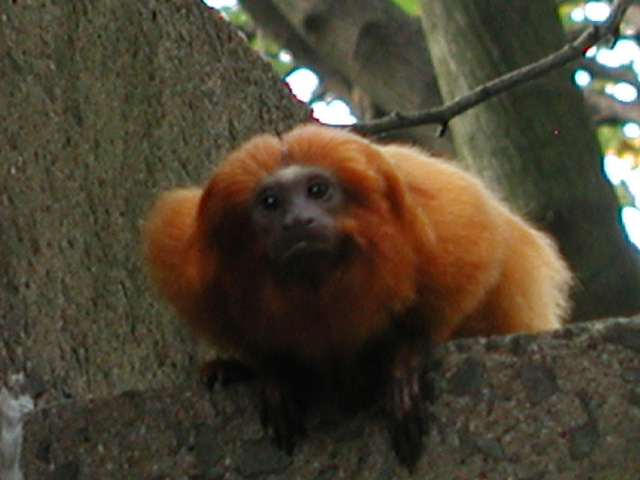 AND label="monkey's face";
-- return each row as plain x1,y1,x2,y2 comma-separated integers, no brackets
250,165,348,281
